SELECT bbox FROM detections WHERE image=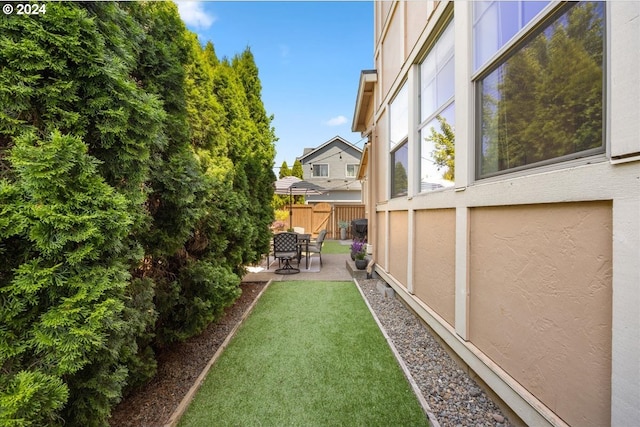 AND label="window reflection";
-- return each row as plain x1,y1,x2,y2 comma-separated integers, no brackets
478,2,604,177
389,83,408,198
420,20,455,192
391,142,408,197
421,104,455,191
